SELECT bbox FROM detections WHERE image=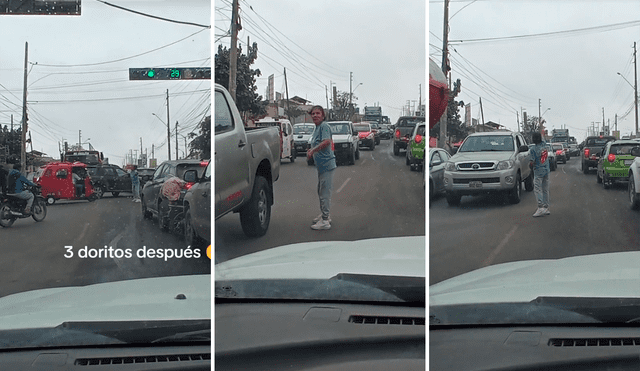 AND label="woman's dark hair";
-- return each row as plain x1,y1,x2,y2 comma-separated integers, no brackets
309,105,325,119
532,132,542,144
13,163,21,171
